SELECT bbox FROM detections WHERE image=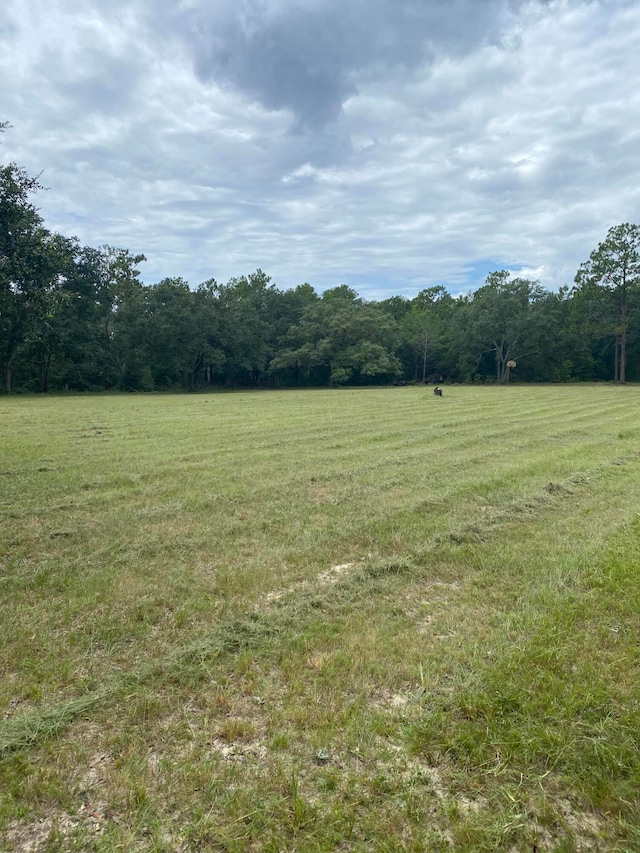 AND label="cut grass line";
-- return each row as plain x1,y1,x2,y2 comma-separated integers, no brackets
1,451,635,759
0,594,357,757
0,632,232,758
434,452,640,546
